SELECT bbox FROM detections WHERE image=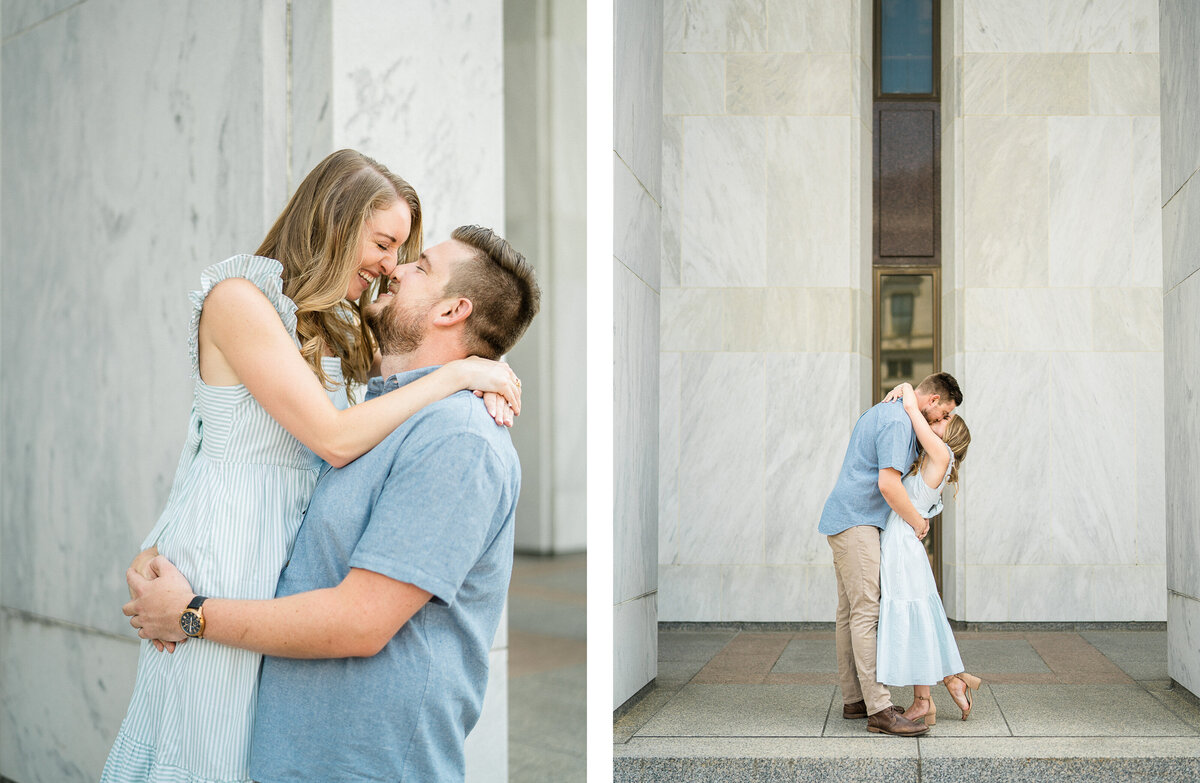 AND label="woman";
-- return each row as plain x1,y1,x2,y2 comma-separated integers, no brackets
875,382,981,727
102,150,520,783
